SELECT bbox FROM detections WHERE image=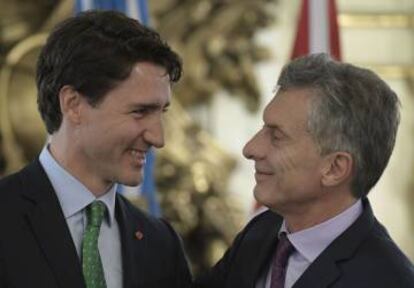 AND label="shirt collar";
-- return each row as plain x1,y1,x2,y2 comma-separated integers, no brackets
39,145,117,226
279,199,363,262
